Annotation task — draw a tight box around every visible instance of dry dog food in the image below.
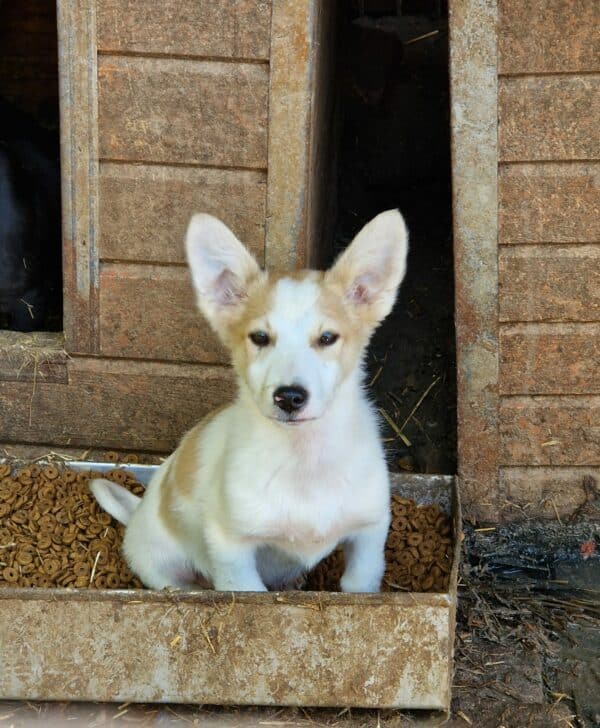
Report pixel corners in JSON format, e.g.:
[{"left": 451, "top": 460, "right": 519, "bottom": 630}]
[
  {"left": 305, "top": 494, "right": 453, "bottom": 592},
  {"left": 0, "top": 463, "right": 453, "bottom": 592},
  {"left": 0, "top": 463, "right": 143, "bottom": 589}
]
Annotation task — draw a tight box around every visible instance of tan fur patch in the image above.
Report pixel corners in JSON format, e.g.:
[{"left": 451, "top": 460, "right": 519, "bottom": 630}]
[
  {"left": 221, "top": 268, "right": 373, "bottom": 388},
  {"left": 317, "top": 282, "right": 372, "bottom": 382},
  {"left": 159, "top": 405, "right": 227, "bottom": 535},
  {"left": 224, "top": 270, "right": 322, "bottom": 372}
]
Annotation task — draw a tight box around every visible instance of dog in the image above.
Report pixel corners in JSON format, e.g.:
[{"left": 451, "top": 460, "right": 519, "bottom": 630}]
[{"left": 90, "top": 209, "right": 409, "bottom": 592}]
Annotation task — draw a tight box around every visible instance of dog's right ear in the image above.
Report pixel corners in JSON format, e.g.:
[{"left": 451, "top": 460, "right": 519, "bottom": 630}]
[{"left": 185, "top": 214, "right": 262, "bottom": 327}]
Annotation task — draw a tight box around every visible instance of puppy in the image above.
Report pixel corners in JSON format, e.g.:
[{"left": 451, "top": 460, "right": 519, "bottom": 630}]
[{"left": 91, "top": 209, "right": 409, "bottom": 592}]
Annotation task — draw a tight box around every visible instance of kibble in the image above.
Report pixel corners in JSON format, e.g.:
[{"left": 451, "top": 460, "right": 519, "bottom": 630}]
[
  {"left": 0, "top": 464, "right": 453, "bottom": 593},
  {"left": 306, "top": 494, "right": 454, "bottom": 592},
  {"left": 0, "top": 463, "right": 144, "bottom": 590}
]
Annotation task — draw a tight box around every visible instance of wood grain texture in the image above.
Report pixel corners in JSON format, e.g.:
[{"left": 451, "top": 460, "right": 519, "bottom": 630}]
[
  {"left": 264, "top": 0, "right": 313, "bottom": 269},
  {"left": 98, "top": 163, "right": 266, "bottom": 263},
  {"left": 499, "top": 245, "right": 600, "bottom": 322},
  {"left": 98, "top": 264, "right": 228, "bottom": 364},
  {"left": 500, "top": 323, "right": 600, "bottom": 394},
  {"left": 499, "top": 0, "right": 600, "bottom": 75},
  {"left": 499, "top": 76, "right": 600, "bottom": 161},
  {"left": 0, "top": 332, "right": 67, "bottom": 385},
  {"left": 500, "top": 395, "right": 600, "bottom": 466},
  {"left": 57, "top": 0, "right": 100, "bottom": 354},
  {"left": 449, "top": 0, "right": 499, "bottom": 520},
  {"left": 0, "top": 584, "right": 455, "bottom": 709},
  {"left": 0, "top": 357, "right": 235, "bottom": 452},
  {"left": 98, "top": 56, "right": 268, "bottom": 168},
  {"left": 499, "top": 162, "right": 600, "bottom": 244},
  {"left": 97, "top": 0, "right": 271, "bottom": 59},
  {"left": 500, "top": 466, "right": 600, "bottom": 518},
  {"left": 263, "top": 0, "right": 336, "bottom": 270}
]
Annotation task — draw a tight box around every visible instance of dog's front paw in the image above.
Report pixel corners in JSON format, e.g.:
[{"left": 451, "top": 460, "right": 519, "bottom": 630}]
[
  {"left": 340, "top": 571, "right": 382, "bottom": 593},
  {"left": 213, "top": 575, "right": 268, "bottom": 592}
]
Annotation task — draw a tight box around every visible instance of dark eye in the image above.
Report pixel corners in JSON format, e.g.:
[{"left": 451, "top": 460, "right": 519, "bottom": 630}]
[
  {"left": 318, "top": 331, "right": 339, "bottom": 347},
  {"left": 249, "top": 330, "right": 270, "bottom": 347}
]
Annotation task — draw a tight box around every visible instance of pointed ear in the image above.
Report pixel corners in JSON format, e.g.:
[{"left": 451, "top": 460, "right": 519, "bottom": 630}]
[
  {"left": 325, "top": 209, "right": 409, "bottom": 325},
  {"left": 185, "top": 214, "right": 262, "bottom": 327}
]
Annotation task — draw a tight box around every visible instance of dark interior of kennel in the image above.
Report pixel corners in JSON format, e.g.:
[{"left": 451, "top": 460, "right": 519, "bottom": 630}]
[
  {"left": 0, "top": 0, "right": 62, "bottom": 332},
  {"left": 332, "top": 0, "right": 456, "bottom": 475}
]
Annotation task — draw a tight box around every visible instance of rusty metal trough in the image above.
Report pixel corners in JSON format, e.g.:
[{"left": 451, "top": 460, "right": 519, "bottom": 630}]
[{"left": 0, "top": 471, "right": 460, "bottom": 710}]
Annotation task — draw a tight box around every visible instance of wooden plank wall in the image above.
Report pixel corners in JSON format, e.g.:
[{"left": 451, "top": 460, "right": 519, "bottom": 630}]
[
  {"left": 497, "top": 0, "right": 600, "bottom": 517},
  {"left": 1, "top": 0, "right": 340, "bottom": 457},
  {"left": 1, "top": 1, "right": 271, "bottom": 454},
  {"left": 95, "top": 0, "right": 271, "bottom": 365}
]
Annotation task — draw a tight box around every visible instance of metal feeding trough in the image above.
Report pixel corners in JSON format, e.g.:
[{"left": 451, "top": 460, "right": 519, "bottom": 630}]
[{"left": 0, "top": 468, "right": 460, "bottom": 711}]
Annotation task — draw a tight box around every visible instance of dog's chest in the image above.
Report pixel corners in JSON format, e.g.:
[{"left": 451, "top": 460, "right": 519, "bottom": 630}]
[{"left": 229, "top": 462, "right": 382, "bottom": 556}]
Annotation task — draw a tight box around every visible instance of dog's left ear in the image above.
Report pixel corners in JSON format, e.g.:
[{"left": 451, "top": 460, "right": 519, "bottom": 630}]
[
  {"left": 185, "top": 213, "right": 262, "bottom": 328},
  {"left": 325, "top": 209, "right": 409, "bottom": 325}
]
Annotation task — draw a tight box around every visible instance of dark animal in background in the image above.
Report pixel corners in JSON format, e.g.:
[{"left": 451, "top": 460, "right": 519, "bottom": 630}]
[{"left": 0, "top": 100, "right": 62, "bottom": 332}]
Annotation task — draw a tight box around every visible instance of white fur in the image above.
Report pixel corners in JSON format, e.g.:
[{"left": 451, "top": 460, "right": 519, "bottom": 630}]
[{"left": 91, "top": 210, "right": 409, "bottom": 592}]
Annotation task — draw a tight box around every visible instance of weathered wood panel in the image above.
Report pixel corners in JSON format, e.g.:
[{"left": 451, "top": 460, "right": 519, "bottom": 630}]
[
  {"left": 499, "top": 76, "right": 600, "bottom": 161},
  {"left": 0, "top": 358, "right": 235, "bottom": 452},
  {"left": 0, "top": 584, "right": 456, "bottom": 709},
  {"left": 500, "top": 323, "right": 600, "bottom": 394},
  {"left": 500, "top": 466, "right": 600, "bottom": 518},
  {"left": 499, "top": 0, "right": 600, "bottom": 75},
  {"left": 449, "top": 0, "right": 499, "bottom": 520},
  {"left": 98, "top": 264, "right": 228, "bottom": 363},
  {"left": 58, "top": 0, "right": 100, "bottom": 354},
  {"left": 500, "top": 396, "right": 600, "bottom": 466},
  {"left": 0, "top": 442, "right": 166, "bottom": 464},
  {"left": 499, "top": 245, "right": 600, "bottom": 322},
  {"left": 265, "top": 1, "right": 315, "bottom": 269},
  {"left": 98, "top": 56, "right": 269, "bottom": 168},
  {"left": 499, "top": 163, "right": 600, "bottom": 244},
  {"left": 98, "top": 163, "right": 266, "bottom": 264},
  {"left": 0, "top": 332, "right": 67, "bottom": 385},
  {"left": 96, "top": 0, "right": 271, "bottom": 60}
]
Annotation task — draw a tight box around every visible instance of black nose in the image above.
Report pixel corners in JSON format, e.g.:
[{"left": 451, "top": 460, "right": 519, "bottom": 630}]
[{"left": 273, "top": 385, "right": 308, "bottom": 413}]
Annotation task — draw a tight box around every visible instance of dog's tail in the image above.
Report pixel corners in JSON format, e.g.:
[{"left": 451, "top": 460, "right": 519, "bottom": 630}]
[{"left": 90, "top": 478, "right": 141, "bottom": 526}]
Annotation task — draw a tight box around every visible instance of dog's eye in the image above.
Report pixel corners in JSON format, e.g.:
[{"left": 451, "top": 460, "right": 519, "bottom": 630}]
[
  {"left": 249, "top": 330, "right": 270, "bottom": 347},
  {"left": 318, "top": 331, "right": 339, "bottom": 347}
]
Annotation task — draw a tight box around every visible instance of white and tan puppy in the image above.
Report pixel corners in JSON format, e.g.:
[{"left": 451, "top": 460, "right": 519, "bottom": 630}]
[{"left": 91, "top": 210, "right": 409, "bottom": 592}]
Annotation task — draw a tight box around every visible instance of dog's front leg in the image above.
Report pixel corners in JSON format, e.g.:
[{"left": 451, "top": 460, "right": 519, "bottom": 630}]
[
  {"left": 211, "top": 549, "right": 267, "bottom": 591},
  {"left": 207, "top": 530, "right": 267, "bottom": 591},
  {"left": 340, "top": 520, "right": 389, "bottom": 593}
]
